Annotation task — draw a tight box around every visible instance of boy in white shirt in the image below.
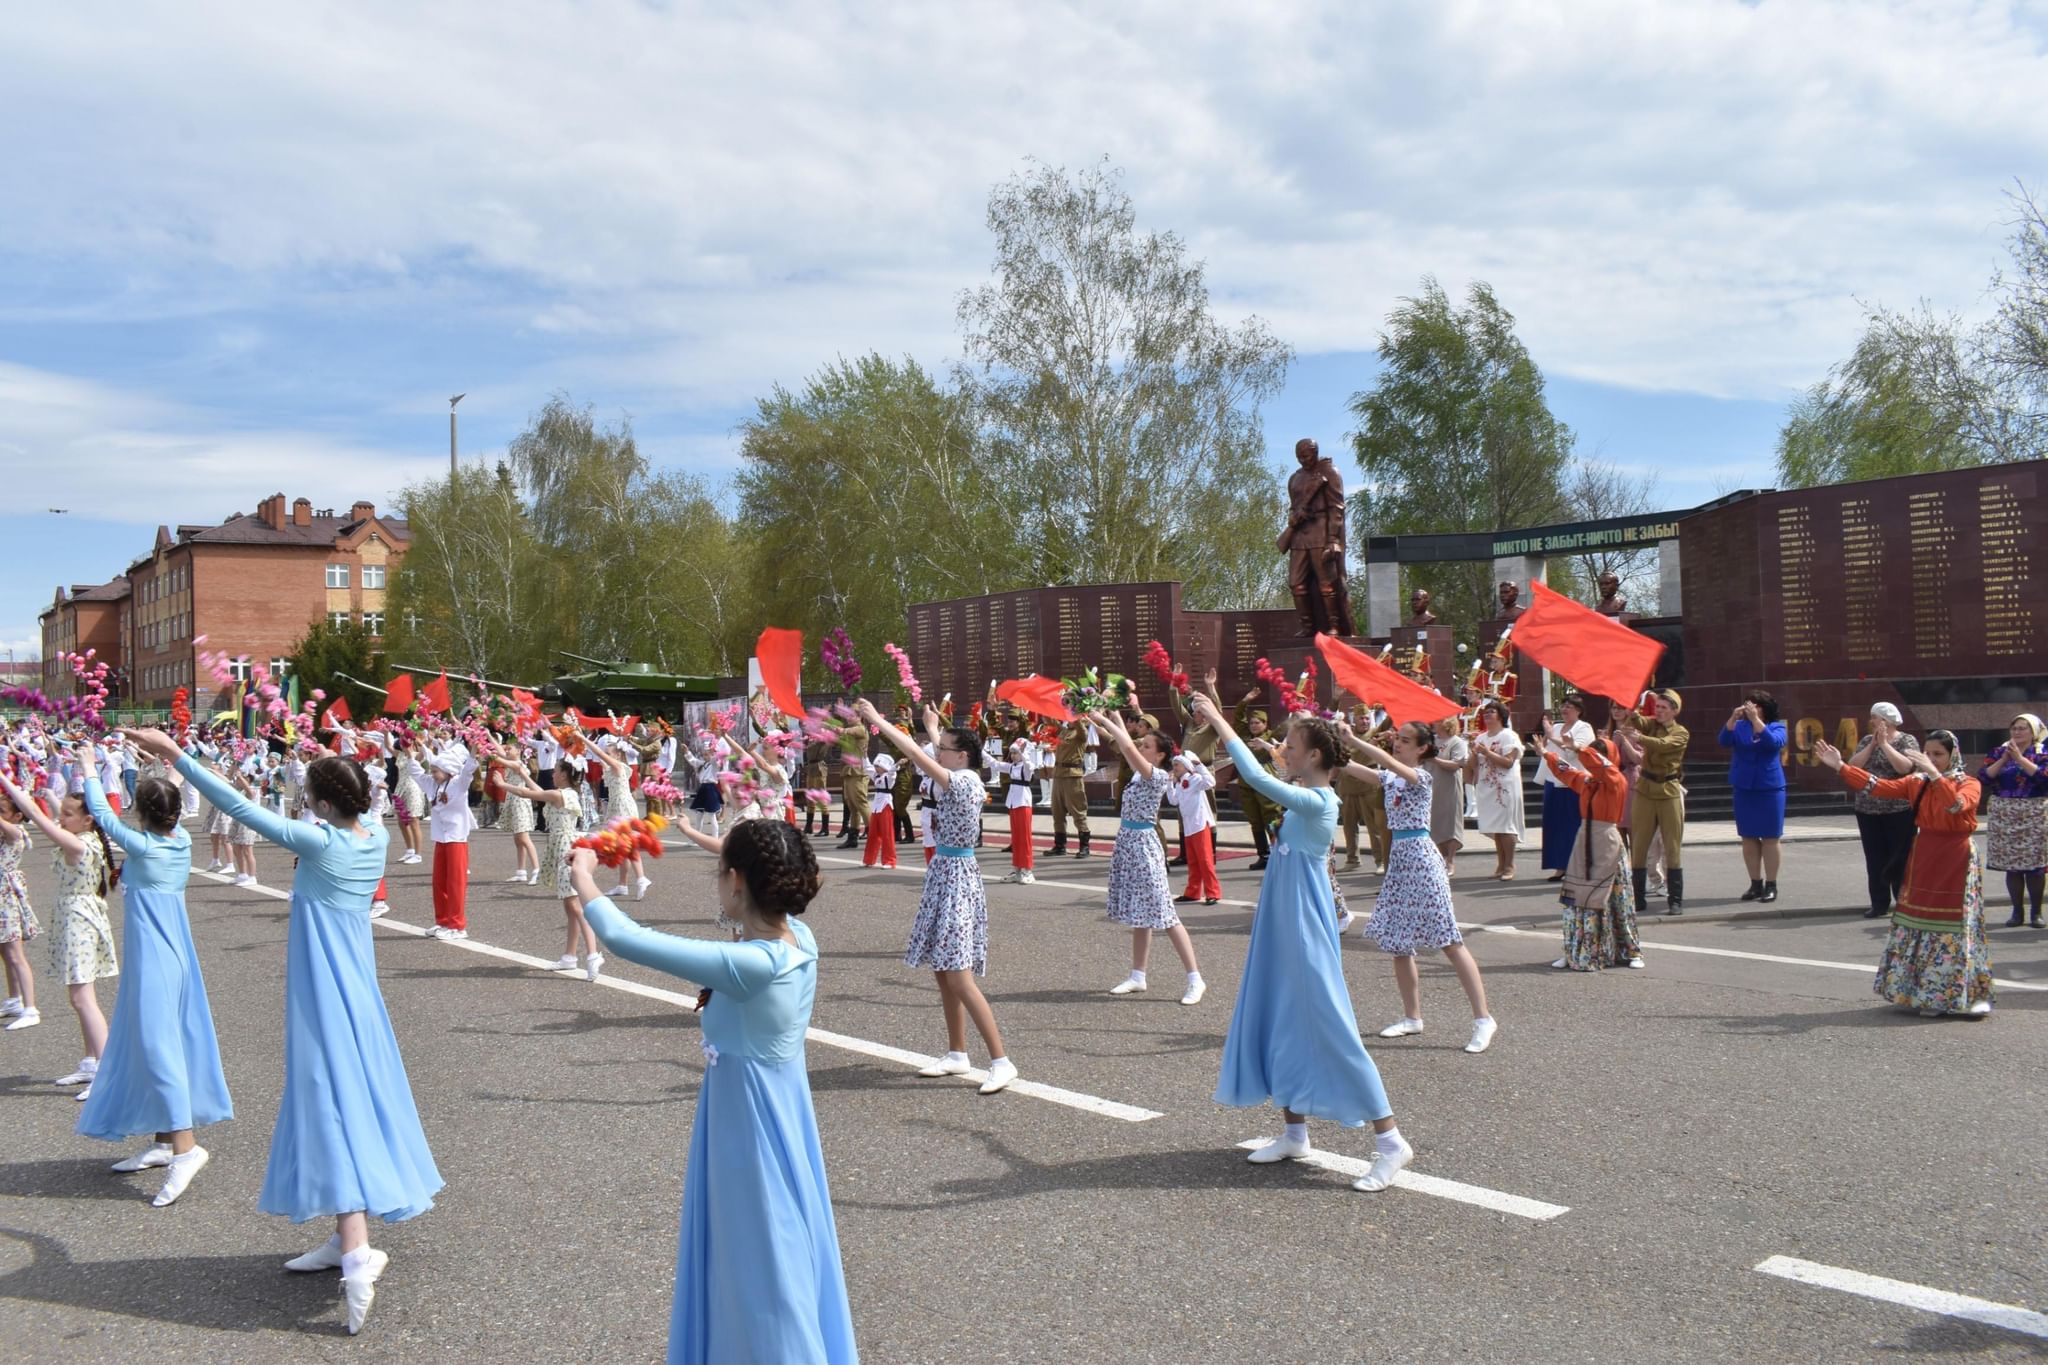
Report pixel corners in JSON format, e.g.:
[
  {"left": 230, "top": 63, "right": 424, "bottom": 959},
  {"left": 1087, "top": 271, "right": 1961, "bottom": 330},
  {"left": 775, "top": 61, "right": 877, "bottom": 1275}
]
[
  {"left": 426, "top": 745, "right": 479, "bottom": 940},
  {"left": 1170, "top": 755, "right": 1221, "bottom": 904},
  {"left": 999, "top": 737, "right": 1038, "bottom": 884},
  {"left": 862, "top": 752, "right": 898, "bottom": 869}
]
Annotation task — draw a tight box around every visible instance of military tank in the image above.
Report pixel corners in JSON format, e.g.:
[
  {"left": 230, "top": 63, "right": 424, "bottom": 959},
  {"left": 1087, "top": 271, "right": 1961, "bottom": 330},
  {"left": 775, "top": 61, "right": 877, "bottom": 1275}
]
[{"left": 393, "top": 652, "right": 723, "bottom": 721}]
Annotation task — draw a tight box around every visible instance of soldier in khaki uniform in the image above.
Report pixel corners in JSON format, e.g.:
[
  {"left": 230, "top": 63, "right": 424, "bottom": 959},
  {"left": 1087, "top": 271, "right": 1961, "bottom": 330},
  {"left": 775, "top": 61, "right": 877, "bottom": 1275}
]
[
  {"left": 1050, "top": 719, "right": 1094, "bottom": 858},
  {"left": 1338, "top": 702, "right": 1393, "bottom": 872},
  {"left": 835, "top": 718, "right": 871, "bottom": 849},
  {"left": 1227, "top": 691, "right": 1281, "bottom": 870}
]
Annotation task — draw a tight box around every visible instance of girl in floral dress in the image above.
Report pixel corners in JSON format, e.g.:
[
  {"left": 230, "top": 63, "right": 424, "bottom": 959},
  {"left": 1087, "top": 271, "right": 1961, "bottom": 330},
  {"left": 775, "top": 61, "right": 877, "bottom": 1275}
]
[
  {"left": 391, "top": 738, "right": 426, "bottom": 865},
  {"left": 1817, "top": 732, "right": 1994, "bottom": 1017},
  {"left": 0, "top": 789, "right": 41, "bottom": 1031},
  {"left": 1335, "top": 720, "right": 1498, "bottom": 1055},
  {"left": 1095, "top": 711, "right": 1205, "bottom": 1005},
  {"left": 0, "top": 772, "right": 119, "bottom": 1096},
  {"left": 594, "top": 743, "right": 650, "bottom": 901},
  {"left": 856, "top": 698, "right": 1018, "bottom": 1096},
  {"left": 501, "top": 758, "right": 605, "bottom": 982},
  {"left": 495, "top": 743, "right": 540, "bottom": 885}
]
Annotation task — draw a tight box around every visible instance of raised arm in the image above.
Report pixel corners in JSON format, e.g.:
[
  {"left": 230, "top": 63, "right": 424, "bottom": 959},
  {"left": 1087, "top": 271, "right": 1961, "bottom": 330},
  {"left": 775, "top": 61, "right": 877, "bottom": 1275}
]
[
  {"left": 570, "top": 851, "right": 780, "bottom": 995},
  {"left": 0, "top": 767, "right": 85, "bottom": 860},
  {"left": 130, "top": 727, "right": 329, "bottom": 856},
  {"left": 80, "top": 753, "right": 149, "bottom": 857},
  {"left": 1097, "top": 711, "right": 1154, "bottom": 782},
  {"left": 856, "top": 700, "right": 950, "bottom": 785}
]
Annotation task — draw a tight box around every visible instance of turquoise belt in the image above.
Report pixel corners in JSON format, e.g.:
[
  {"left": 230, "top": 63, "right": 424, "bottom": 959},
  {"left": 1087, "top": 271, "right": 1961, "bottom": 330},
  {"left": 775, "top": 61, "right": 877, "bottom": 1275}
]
[
  {"left": 935, "top": 844, "right": 975, "bottom": 859},
  {"left": 1391, "top": 828, "right": 1430, "bottom": 842},
  {"left": 1120, "top": 818, "right": 1156, "bottom": 831}
]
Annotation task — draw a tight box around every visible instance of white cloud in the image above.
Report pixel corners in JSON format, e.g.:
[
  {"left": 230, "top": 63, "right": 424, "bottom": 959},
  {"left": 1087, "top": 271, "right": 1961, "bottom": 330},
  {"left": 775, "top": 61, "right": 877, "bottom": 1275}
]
[{"left": 0, "top": 0, "right": 2042, "bottom": 412}]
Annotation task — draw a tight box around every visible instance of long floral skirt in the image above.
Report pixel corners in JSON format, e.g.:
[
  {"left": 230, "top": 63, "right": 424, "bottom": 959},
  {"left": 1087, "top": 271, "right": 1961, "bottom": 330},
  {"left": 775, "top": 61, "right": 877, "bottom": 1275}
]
[{"left": 1874, "top": 845, "right": 1993, "bottom": 1013}]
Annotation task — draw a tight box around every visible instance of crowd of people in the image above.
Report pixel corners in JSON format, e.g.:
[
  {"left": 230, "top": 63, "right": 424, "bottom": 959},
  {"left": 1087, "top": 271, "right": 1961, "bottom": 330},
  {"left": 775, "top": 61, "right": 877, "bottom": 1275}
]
[{"left": 0, "top": 674, "right": 2042, "bottom": 1361}]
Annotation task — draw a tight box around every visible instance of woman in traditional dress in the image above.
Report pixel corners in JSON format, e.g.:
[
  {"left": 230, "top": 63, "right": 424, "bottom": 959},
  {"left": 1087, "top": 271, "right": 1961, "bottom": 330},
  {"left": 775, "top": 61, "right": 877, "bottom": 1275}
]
[
  {"left": 1429, "top": 714, "right": 1468, "bottom": 876},
  {"left": 1337, "top": 720, "right": 1498, "bottom": 1054},
  {"left": 1979, "top": 713, "right": 2048, "bottom": 928},
  {"left": 1470, "top": 701, "right": 1525, "bottom": 880},
  {"left": 1094, "top": 710, "right": 1205, "bottom": 1005},
  {"left": 855, "top": 698, "right": 1018, "bottom": 1096},
  {"left": 1541, "top": 732, "right": 1643, "bottom": 971},
  {"left": 501, "top": 757, "right": 606, "bottom": 981},
  {"left": 1194, "top": 694, "right": 1414, "bottom": 1193},
  {"left": 130, "top": 728, "right": 441, "bottom": 1336},
  {"left": 571, "top": 829, "right": 856, "bottom": 1363},
  {"left": 1815, "top": 731, "right": 1992, "bottom": 1018},
  {"left": 69, "top": 743, "right": 233, "bottom": 1204}
]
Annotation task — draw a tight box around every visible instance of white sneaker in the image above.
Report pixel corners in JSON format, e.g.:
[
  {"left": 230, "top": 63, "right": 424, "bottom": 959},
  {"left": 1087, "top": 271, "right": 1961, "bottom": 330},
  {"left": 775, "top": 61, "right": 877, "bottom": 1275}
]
[
  {"left": 916, "top": 1051, "right": 972, "bottom": 1077},
  {"left": 1377, "top": 1018, "right": 1424, "bottom": 1039},
  {"left": 1626, "top": 957, "right": 1646, "bottom": 969},
  {"left": 76, "top": 1083, "right": 92, "bottom": 1101},
  {"left": 441, "top": 928, "right": 468, "bottom": 941},
  {"left": 505, "top": 871, "right": 529, "bottom": 883},
  {"left": 1109, "top": 977, "right": 1147, "bottom": 995},
  {"left": 551, "top": 955, "right": 580, "bottom": 973},
  {"left": 400, "top": 851, "right": 421, "bottom": 865},
  {"left": 634, "top": 877, "right": 652, "bottom": 900},
  {"left": 423, "top": 925, "right": 446, "bottom": 938},
  {"left": 342, "top": 1248, "right": 389, "bottom": 1335},
  {"left": 4, "top": 1008, "right": 39, "bottom": 1030},
  {"left": 285, "top": 1234, "right": 344, "bottom": 1272},
  {"left": 234, "top": 873, "right": 255, "bottom": 886},
  {"left": 999, "top": 869, "right": 1022, "bottom": 883},
  {"left": 1180, "top": 977, "right": 1207, "bottom": 1006},
  {"left": 57, "top": 1059, "right": 98, "bottom": 1086},
  {"left": 1966, "top": 999, "right": 1993, "bottom": 1017},
  {"left": 1551, "top": 957, "right": 1570, "bottom": 970},
  {"left": 978, "top": 1057, "right": 1018, "bottom": 1094},
  {"left": 1465, "top": 1017, "right": 1498, "bottom": 1054},
  {"left": 608, "top": 884, "right": 629, "bottom": 899},
  {"left": 1352, "top": 1137, "right": 1414, "bottom": 1193},
  {"left": 369, "top": 901, "right": 389, "bottom": 918},
  {"left": 0, "top": 996, "right": 18, "bottom": 1017},
  {"left": 152, "top": 1146, "right": 208, "bottom": 1206},
  {"left": 112, "top": 1142, "right": 173, "bottom": 1173},
  {"left": 1246, "top": 1133, "right": 1312, "bottom": 1163},
  {"left": 585, "top": 952, "right": 604, "bottom": 982},
  {"left": 1017, "top": 870, "right": 1035, "bottom": 885},
  {"left": 1335, "top": 910, "right": 1356, "bottom": 935}
]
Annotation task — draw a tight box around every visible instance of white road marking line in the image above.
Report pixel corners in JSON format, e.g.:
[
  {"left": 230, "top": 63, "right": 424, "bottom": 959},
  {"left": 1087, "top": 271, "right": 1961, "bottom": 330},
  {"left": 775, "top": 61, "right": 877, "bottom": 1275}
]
[
  {"left": 1755, "top": 1255, "right": 2048, "bottom": 1340},
  {"left": 1473, "top": 923, "right": 2048, "bottom": 992},
  {"left": 192, "top": 868, "right": 1160, "bottom": 1122},
  {"left": 1231, "top": 1141, "right": 1569, "bottom": 1221}
]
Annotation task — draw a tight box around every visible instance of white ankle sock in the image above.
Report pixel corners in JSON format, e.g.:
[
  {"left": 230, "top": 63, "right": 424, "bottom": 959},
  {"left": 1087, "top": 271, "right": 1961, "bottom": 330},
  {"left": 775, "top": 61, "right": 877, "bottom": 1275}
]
[
  {"left": 341, "top": 1247, "right": 376, "bottom": 1278},
  {"left": 942, "top": 1050, "right": 969, "bottom": 1063},
  {"left": 1186, "top": 971, "right": 1203, "bottom": 985},
  {"left": 1127, "top": 970, "right": 1147, "bottom": 985},
  {"left": 1283, "top": 1122, "right": 1307, "bottom": 1144},
  {"left": 1375, "top": 1127, "right": 1407, "bottom": 1155}
]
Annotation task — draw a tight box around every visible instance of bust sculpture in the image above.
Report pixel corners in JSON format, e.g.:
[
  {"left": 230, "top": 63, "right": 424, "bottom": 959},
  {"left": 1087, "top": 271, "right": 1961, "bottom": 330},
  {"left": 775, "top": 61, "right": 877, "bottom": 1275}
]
[
  {"left": 1595, "top": 572, "right": 1628, "bottom": 616},
  {"left": 1278, "top": 437, "right": 1356, "bottom": 637},
  {"left": 1406, "top": 588, "right": 1437, "bottom": 628},
  {"left": 1496, "top": 580, "right": 1523, "bottom": 619}
]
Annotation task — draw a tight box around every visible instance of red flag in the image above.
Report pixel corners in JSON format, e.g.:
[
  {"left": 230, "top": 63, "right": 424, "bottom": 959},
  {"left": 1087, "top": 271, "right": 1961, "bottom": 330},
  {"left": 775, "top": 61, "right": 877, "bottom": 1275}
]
[
  {"left": 382, "top": 673, "right": 415, "bottom": 715},
  {"left": 321, "top": 695, "right": 352, "bottom": 730},
  {"left": 1512, "top": 580, "right": 1665, "bottom": 707},
  {"left": 510, "top": 688, "right": 544, "bottom": 730},
  {"left": 419, "top": 672, "right": 451, "bottom": 715},
  {"left": 1316, "top": 634, "right": 1461, "bottom": 728},
  {"left": 996, "top": 676, "right": 1075, "bottom": 722},
  {"left": 755, "top": 627, "right": 804, "bottom": 718}
]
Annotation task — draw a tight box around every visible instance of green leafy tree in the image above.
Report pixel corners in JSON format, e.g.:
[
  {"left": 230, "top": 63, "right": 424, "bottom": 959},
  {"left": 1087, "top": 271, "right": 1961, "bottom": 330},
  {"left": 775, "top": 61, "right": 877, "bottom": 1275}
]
[
  {"left": 387, "top": 460, "right": 552, "bottom": 684},
  {"left": 1348, "top": 277, "right": 1576, "bottom": 640},
  {"left": 957, "top": 158, "right": 1291, "bottom": 610},
  {"left": 285, "top": 618, "right": 387, "bottom": 723}
]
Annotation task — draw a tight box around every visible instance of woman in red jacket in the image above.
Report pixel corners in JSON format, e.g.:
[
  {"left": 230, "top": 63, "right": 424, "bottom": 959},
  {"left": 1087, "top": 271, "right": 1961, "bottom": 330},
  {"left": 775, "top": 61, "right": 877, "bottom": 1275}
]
[
  {"left": 1541, "top": 732, "right": 1643, "bottom": 971},
  {"left": 1815, "top": 730, "right": 1992, "bottom": 1018}
]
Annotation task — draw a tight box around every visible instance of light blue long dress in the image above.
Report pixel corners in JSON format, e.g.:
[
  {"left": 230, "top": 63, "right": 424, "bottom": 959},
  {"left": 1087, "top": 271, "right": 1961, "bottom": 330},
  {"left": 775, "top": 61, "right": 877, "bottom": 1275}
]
[
  {"left": 175, "top": 757, "right": 442, "bottom": 1224},
  {"left": 1214, "top": 738, "right": 1393, "bottom": 1126},
  {"left": 75, "top": 775, "right": 233, "bottom": 1140},
  {"left": 580, "top": 896, "right": 856, "bottom": 1365}
]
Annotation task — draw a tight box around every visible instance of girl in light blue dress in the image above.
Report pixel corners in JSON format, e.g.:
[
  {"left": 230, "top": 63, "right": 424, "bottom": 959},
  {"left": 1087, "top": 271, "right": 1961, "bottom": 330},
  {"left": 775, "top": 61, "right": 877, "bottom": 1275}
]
[
  {"left": 132, "top": 728, "right": 440, "bottom": 1337},
  {"left": 1193, "top": 694, "right": 1413, "bottom": 1195},
  {"left": 572, "top": 823, "right": 856, "bottom": 1364},
  {"left": 74, "top": 743, "right": 232, "bottom": 1207}
]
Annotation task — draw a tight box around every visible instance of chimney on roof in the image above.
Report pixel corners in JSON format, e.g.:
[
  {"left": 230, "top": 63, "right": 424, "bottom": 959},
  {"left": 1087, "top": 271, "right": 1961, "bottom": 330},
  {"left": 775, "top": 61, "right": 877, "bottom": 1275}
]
[
  {"left": 292, "top": 497, "right": 313, "bottom": 527},
  {"left": 351, "top": 500, "right": 376, "bottom": 522},
  {"left": 259, "top": 493, "right": 287, "bottom": 531}
]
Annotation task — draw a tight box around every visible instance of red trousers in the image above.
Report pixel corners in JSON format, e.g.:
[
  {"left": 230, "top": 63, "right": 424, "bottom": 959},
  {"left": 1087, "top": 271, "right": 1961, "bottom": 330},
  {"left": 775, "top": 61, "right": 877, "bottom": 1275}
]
[
  {"left": 864, "top": 809, "right": 897, "bottom": 867},
  {"left": 433, "top": 841, "right": 470, "bottom": 930},
  {"left": 924, "top": 845, "right": 934, "bottom": 864},
  {"left": 374, "top": 877, "right": 388, "bottom": 904},
  {"left": 1180, "top": 827, "right": 1220, "bottom": 902},
  {"left": 1009, "top": 805, "right": 1034, "bottom": 869}
]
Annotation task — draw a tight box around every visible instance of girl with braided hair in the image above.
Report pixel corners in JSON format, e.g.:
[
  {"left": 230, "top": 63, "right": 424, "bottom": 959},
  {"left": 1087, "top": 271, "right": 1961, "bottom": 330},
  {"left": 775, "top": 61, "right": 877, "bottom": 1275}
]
[{"left": 571, "top": 823, "right": 855, "bottom": 1364}]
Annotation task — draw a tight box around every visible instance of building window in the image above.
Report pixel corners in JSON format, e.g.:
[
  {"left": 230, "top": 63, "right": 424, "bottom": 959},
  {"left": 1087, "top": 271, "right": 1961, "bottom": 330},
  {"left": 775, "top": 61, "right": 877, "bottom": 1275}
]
[
  {"left": 363, "top": 611, "right": 385, "bottom": 636},
  {"left": 229, "top": 658, "right": 251, "bottom": 684},
  {"left": 362, "top": 565, "right": 386, "bottom": 590},
  {"left": 404, "top": 610, "right": 420, "bottom": 633},
  {"left": 271, "top": 658, "right": 291, "bottom": 677},
  {"left": 326, "top": 564, "right": 350, "bottom": 589},
  {"left": 331, "top": 611, "right": 353, "bottom": 629}
]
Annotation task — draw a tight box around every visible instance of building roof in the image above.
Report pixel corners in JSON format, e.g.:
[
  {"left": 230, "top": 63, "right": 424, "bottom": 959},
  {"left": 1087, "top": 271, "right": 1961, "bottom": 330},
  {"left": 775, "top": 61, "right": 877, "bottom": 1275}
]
[
  {"left": 72, "top": 576, "right": 132, "bottom": 602},
  {"left": 172, "top": 512, "right": 411, "bottom": 548}
]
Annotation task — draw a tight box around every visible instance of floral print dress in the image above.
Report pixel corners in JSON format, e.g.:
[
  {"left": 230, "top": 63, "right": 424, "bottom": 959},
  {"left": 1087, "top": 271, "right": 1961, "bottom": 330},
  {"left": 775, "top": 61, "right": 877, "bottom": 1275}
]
[
  {"left": 0, "top": 828, "right": 38, "bottom": 943},
  {"left": 904, "top": 769, "right": 990, "bottom": 975},
  {"left": 1364, "top": 769, "right": 1464, "bottom": 955},
  {"left": 544, "top": 788, "right": 582, "bottom": 900},
  {"left": 1106, "top": 768, "right": 1177, "bottom": 930},
  {"left": 52, "top": 837, "right": 118, "bottom": 986}
]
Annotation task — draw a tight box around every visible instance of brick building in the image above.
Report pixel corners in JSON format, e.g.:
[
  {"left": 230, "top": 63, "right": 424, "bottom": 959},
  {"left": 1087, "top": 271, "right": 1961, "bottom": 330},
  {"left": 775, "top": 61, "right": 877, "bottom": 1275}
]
[
  {"left": 38, "top": 578, "right": 130, "bottom": 698},
  {"left": 38, "top": 493, "right": 409, "bottom": 711}
]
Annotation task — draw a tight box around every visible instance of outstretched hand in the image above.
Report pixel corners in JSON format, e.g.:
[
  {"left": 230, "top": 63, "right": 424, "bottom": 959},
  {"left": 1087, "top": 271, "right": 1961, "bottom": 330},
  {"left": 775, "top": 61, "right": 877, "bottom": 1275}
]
[
  {"left": 1812, "top": 739, "right": 1843, "bottom": 770},
  {"left": 122, "top": 727, "right": 184, "bottom": 764}
]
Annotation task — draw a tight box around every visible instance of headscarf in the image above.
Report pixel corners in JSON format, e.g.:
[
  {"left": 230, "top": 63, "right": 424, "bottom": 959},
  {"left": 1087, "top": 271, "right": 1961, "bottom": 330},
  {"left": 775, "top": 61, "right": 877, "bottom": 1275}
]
[
  {"left": 1924, "top": 730, "right": 1965, "bottom": 776},
  {"left": 1868, "top": 702, "right": 1902, "bottom": 725},
  {"left": 2011, "top": 713, "right": 2045, "bottom": 748}
]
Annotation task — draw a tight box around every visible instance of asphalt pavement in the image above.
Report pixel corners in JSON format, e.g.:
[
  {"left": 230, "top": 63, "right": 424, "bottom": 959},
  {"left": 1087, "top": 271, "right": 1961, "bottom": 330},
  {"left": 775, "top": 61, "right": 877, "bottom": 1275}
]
[{"left": 1, "top": 812, "right": 2044, "bottom": 1362}]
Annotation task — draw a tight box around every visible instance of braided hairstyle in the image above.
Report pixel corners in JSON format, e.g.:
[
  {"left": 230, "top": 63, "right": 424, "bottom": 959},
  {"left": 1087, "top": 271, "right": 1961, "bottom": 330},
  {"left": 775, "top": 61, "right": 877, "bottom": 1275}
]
[
  {"left": 1286, "top": 715, "right": 1344, "bottom": 774},
  {"left": 305, "top": 755, "right": 373, "bottom": 819},
  {"left": 722, "top": 817, "right": 822, "bottom": 918},
  {"left": 134, "top": 776, "right": 182, "bottom": 835},
  {"left": 61, "top": 794, "right": 118, "bottom": 894}
]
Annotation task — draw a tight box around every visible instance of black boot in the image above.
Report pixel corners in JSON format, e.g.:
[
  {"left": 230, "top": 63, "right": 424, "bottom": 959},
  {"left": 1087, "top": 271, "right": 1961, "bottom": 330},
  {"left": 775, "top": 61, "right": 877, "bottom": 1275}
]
[
  {"left": 1074, "top": 834, "right": 1092, "bottom": 860},
  {"left": 1666, "top": 867, "right": 1685, "bottom": 915},
  {"left": 1049, "top": 834, "right": 1068, "bottom": 857},
  {"left": 1249, "top": 818, "right": 1270, "bottom": 871},
  {"left": 1740, "top": 878, "right": 1763, "bottom": 902},
  {"left": 1759, "top": 881, "right": 1778, "bottom": 903},
  {"left": 1633, "top": 867, "right": 1650, "bottom": 917},
  {"left": 2005, "top": 910, "right": 2026, "bottom": 928}
]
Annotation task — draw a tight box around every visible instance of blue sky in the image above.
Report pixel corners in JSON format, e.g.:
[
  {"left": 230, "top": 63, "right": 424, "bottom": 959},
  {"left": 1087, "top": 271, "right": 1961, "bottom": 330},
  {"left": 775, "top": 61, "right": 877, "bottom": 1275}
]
[{"left": 2, "top": 0, "right": 2042, "bottom": 656}]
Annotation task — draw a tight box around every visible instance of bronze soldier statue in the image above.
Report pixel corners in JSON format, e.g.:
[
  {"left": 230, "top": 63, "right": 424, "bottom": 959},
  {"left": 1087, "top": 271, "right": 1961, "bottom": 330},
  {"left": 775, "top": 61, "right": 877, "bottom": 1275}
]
[{"left": 1278, "top": 437, "right": 1356, "bottom": 637}]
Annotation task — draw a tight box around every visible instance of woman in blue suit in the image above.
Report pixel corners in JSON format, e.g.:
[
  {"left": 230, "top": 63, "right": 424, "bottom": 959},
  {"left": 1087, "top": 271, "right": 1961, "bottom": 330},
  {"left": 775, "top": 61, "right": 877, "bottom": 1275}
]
[{"left": 1721, "top": 691, "right": 1788, "bottom": 902}]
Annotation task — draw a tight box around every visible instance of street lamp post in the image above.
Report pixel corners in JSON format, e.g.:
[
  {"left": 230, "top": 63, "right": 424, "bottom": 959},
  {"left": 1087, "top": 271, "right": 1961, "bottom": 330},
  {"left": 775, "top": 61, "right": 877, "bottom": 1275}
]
[{"left": 449, "top": 393, "right": 465, "bottom": 479}]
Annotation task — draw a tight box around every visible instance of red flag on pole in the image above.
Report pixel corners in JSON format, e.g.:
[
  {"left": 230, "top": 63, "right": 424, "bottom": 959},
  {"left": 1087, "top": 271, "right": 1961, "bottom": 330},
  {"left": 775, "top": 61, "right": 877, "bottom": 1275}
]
[
  {"left": 1315, "top": 634, "right": 1462, "bottom": 728},
  {"left": 755, "top": 627, "right": 805, "bottom": 718},
  {"left": 382, "top": 673, "right": 415, "bottom": 715},
  {"left": 1511, "top": 580, "right": 1665, "bottom": 707},
  {"left": 321, "top": 695, "right": 352, "bottom": 730},
  {"left": 995, "top": 676, "right": 1075, "bottom": 722},
  {"left": 419, "top": 672, "right": 451, "bottom": 716}
]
